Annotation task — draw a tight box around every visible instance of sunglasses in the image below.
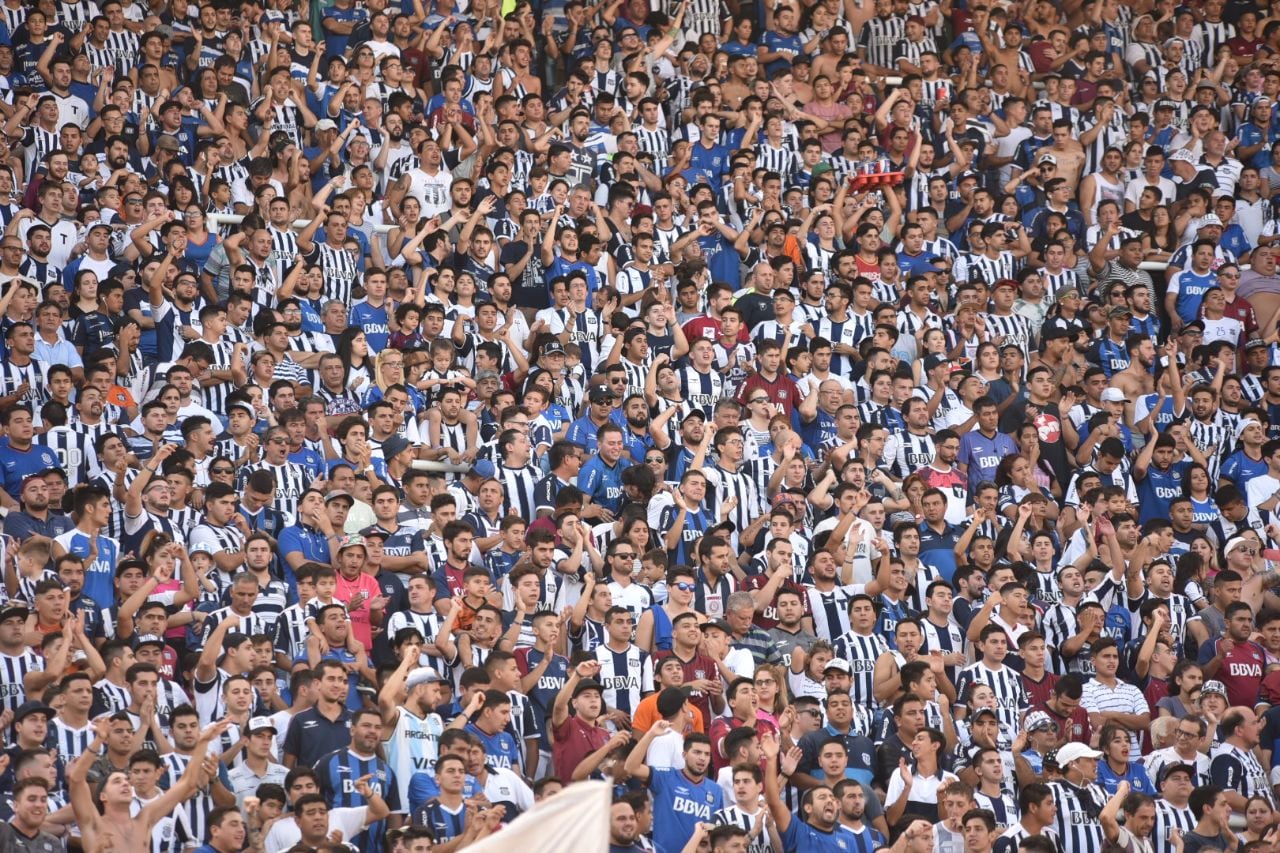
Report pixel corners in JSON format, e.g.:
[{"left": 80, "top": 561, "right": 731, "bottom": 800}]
[
  {"left": 673, "top": 582, "right": 696, "bottom": 592},
  {"left": 211, "top": 467, "right": 235, "bottom": 475}
]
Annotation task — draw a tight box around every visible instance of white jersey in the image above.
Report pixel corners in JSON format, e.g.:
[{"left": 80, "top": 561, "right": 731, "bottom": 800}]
[
  {"left": 404, "top": 167, "right": 453, "bottom": 217},
  {"left": 385, "top": 706, "right": 444, "bottom": 810}
]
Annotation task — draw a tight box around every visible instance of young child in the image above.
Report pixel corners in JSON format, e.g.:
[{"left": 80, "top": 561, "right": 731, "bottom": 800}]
[{"left": 6, "top": 536, "right": 55, "bottom": 604}]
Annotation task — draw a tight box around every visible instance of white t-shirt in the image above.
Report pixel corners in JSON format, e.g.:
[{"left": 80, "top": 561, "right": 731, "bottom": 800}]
[{"left": 263, "top": 806, "right": 369, "bottom": 853}]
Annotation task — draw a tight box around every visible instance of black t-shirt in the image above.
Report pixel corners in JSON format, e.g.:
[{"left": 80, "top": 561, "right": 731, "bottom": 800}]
[
  {"left": 500, "top": 240, "right": 548, "bottom": 309},
  {"left": 1000, "top": 396, "right": 1070, "bottom": 484}
]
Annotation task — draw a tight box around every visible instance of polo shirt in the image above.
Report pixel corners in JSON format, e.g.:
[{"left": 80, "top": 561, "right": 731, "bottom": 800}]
[
  {"left": 282, "top": 705, "right": 352, "bottom": 768},
  {"left": 552, "top": 714, "right": 611, "bottom": 782}
]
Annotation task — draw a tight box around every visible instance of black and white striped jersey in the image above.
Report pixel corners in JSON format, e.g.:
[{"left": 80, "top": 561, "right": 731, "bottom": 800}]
[
  {"left": 36, "top": 425, "right": 92, "bottom": 487},
  {"left": 679, "top": 366, "right": 724, "bottom": 419},
  {"left": 634, "top": 124, "right": 671, "bottom": 174},
  {"left": 83, "top": 29, "right": 138, "bottom": 77},
  {"left": 592, "top": 642, "right": 653, "bottom": 717},
  {"left": 0, "top": 4, "right": 27, "bottom": 33},
  {"left": 0, "top": 649, "right": 40, "bottom": 710},
  {"left": 237, "top": 460, "right": 313, "bottom": 526},
  {"left": 859, "top": 14, "right": 906, "bottom": 68},
  {"left": 675, "top": 0, "right": 729, "bottom": 38},
  {"left": 303, "top": 241, "right": 360, "bottom": 305},
  {"left": 1048, "top": 780, "right": 1107, "bottom": 853},
  {"left": 755, "top": 142, "right": 798, "bottom": 180},
  {"left": 1153, "top": 800, "right": 1195, "bottom": 853},
  {"left": 1198, "top": 19, "right": 1235, "bottom": 65},
  {"left": 984, "top": 311, "right": 1034, "bottom": 355},
  {"left": 497, "top": 463, "right": 539, "bottom": 520},
  {"left": 704, "top": 463, "right": 762, "bottom": 533},
  {"left": 272, "top": 603, "right": 311, "bottom": 664},
  {"left": 49, "top": 717, "right": 92, "bottom": 759},
  {"left": 831, "top": 629, "right": 888, "bottom": 708},
  {"left": 92, "top": 677, "right": 132, "bottom": 716},
  {"left": 895, "top": 36, "right": 938, "bottom": 71},
  {"left": 893, "top": 431, "right": 936, "bottom": 479},
  {"left": 57, "top": 0, "right": 100, "bottom": 29},
  {"left": 955, "top": 661, "right": 1029, "bottom": 733},
  {"left": 807, "top": 585, "right": 859, "bottom": 641},
  {"left": 267, "top": 224, "right": 300, "bottom": 285},
  {"left": 974, "top": 789, "right": 1020, "bottom": 832},
  {"left": 711, "top": 805, "right": 771, "bottom": 853},
  {"left": 187, "top": 519, "right": 246, "bottom": 569},
  {"left": 161, "top": 750, "right": 218, "bottom": 847}
]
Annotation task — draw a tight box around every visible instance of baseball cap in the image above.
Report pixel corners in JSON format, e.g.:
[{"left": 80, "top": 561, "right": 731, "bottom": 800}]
[
  {"left": 1202, "top": 679, "right": 1228, "bottom": 697},
  {"left": 1246, "top": 338, "right": 1269, "bottom": 351},
  {"left": 380, "top": 435, "right": 412, "bottom": 461},
  {"left": 588, "top": 385, "right": 613, "bottom": 404},
  {"left": 1055, "top": 284, "right": 1081, "bottom": 301},
  {"left": 1168, "top": 148, "right": 1198, "bottom": 164},
  {"left": 823, "top": 658, "right": 852, "bottom": 674},
  {"left": 1199, "top": 213, "right": 1224, "bottom": 227},
  {"left": 12, "top": 700, "right": 52, "bottom": 724},
  {"left": 0, "top": 601, "right": 28, "bottom": 622},
  {"left": 1101, "top": 388, "right": 1126, "bottom": 403},
  {"left": 923, "top": 354, "right": 949, "bottom": 372},
  {"left": 227, "top": 400, "right": 255, "bottom": 419},
  {"left": 1056, "top": 742, "right": 1103, "bottom": 764},
  {"left": 970, "top": 707, "right": 999, "bottom": 722},
  {"left": 337, "top": 535, "right": 367, "bottom": 552},
  {"left": 467, "top": 459, "right": 497, "bottom": 479},
  {"left": 541, "top": 341, "right": 565, "bottom": 357},
  {"left": 324, "top": 489, "right": 354, "bottom": 506},
  {"left": 701, "top": 619, "right": 734, "bottom": 636},
  {"left": 1180, "top": 320, "right": 1206, "bottom": 335},
  {"left": 132, "top": 634, "right": 166, "bottom": 650},
  {"left": 1155, "top": 99, "right": 1177, "bottom": 110},
  {"left": 407, "top": 667, "right": 444, "bottom": 689},
  {"left": 246, "top": 716, "right": 277, "bottom": 735},
  {"left": 1024, "top": 710, "right": 1057, "bottom": 732},
  {"left": 1038, "top": 153, "right": 1058, "bottom": 165},
  {"left": 1108, "top": 305, "right": 1133, "bottom": 319},
  {"left": 1158, "top": 763, "right": 1196, "bottom": 784},
  {"left": 315, "top": 119, "right": 338, "bottom": 132},
  {"left": 574, "top": 679, "right": 604, "bottom": 698},
  {"left": 993, "top": 279, "right": 1018, "bottom": 292}
]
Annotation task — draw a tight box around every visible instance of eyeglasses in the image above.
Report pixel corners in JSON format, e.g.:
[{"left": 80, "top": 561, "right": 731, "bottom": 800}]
[
  {"left": 797, "top": 709, "right": 822, "bottom": 717},
  {"left": 269, "top": 437, "right": 288, "bottom": 445},
  {"left": 755, "top": 678, "right": 775, "bottom": 685},
  {"left": 673, "top": 582, "right": 696, "bottom": 592},
  {"left": 1218, "top": 272, "right": 1240, "bottom": 279},
  {"left": 748, "top": 397, "right": 769, "bottom": 404}
]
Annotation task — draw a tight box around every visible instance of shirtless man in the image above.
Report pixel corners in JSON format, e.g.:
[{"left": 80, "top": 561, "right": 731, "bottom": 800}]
[
  {"left": 68, "top": 716, "right": 229, "bottom": 853},
  {"left": 1110, "top": 335, "right": 1159, "bottom": 400}
]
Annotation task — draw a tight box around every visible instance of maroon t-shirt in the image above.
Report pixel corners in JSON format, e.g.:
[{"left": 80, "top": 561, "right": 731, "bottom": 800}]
[
  {"left": 1210, "top": 638, "right": 1266, "bottom": 708},
  {"left": 552, "top": 714, "right": 612, "bottom": 782},
  {"left": 655, "top": 651, "right": 721, "bottom": 725}
]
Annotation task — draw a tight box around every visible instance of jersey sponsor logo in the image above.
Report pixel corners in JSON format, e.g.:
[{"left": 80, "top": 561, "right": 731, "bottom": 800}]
[
  {"left": 602, "top": 675, "right": 640, "bottom": 691},
  {"left": 671, "top": 796, "right": 713, "bottom": 818},
  {"left": 1228, "top": 662, "right": 1263, "bottom": 678}
]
